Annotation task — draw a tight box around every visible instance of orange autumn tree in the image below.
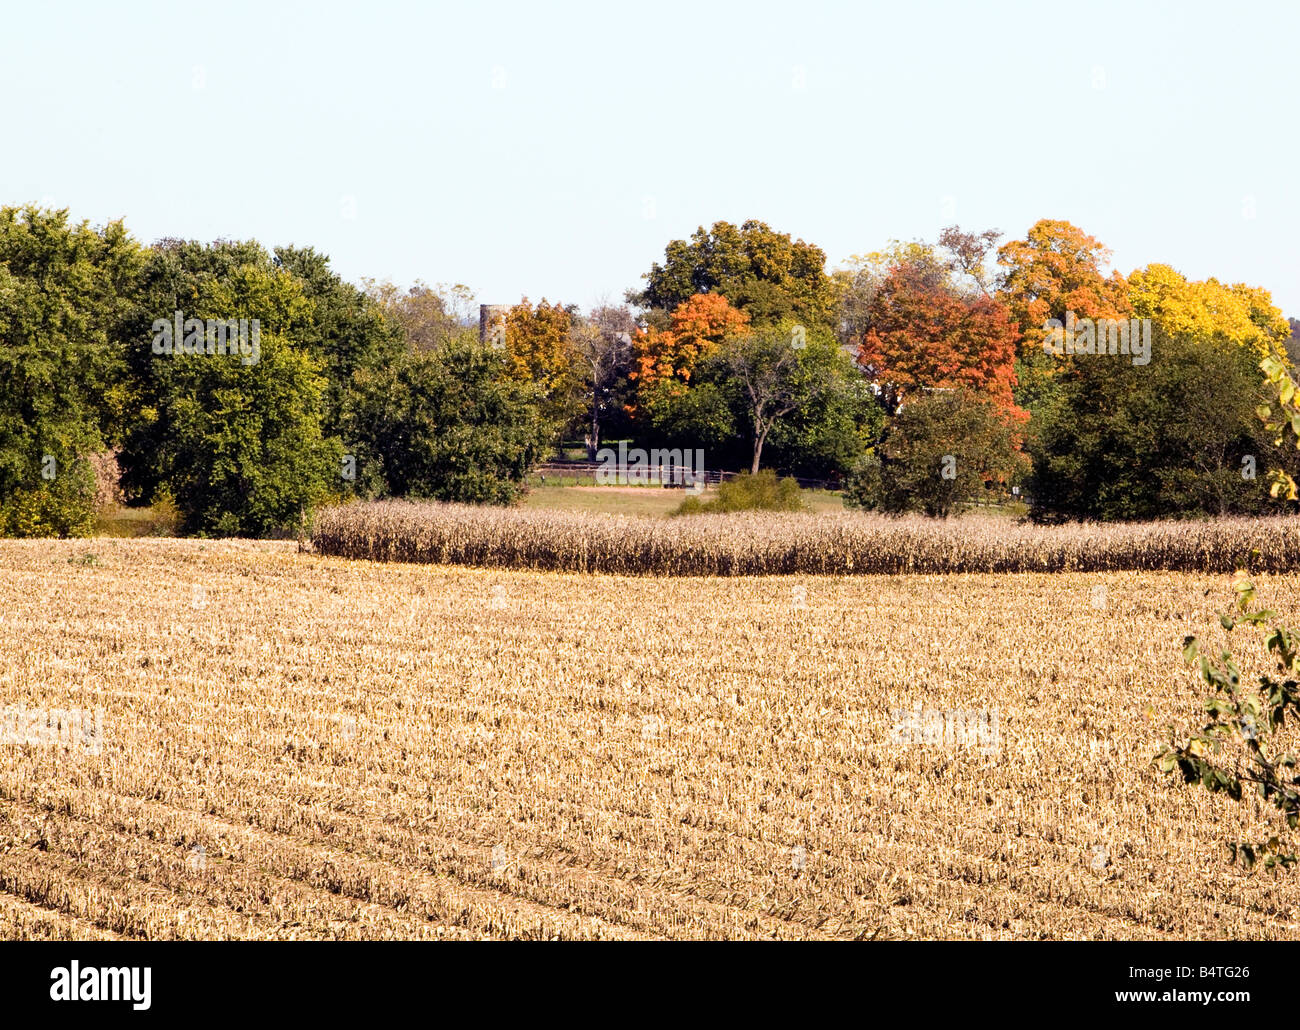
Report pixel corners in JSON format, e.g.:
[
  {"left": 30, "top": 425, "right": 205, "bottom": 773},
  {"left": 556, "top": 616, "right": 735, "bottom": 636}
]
[
  {"left": 994, "top": 219, "right": 1131, "bottom": 409},
  {"left": 858, "top": 259, "right": 1023, "bottom": 419},
  {"left": 629, "top": 292, "right": 749, "bottom": 413},
  {"left": 996, "top": 219, "right": 1131, "bottom": 356}
]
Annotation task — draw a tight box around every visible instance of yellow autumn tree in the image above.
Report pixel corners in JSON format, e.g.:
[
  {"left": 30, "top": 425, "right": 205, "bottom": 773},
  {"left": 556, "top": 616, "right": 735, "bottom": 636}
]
[
  {"left": 505, "top": 298, "right": 582, "bottom": 431},
  {"left": 1127, "top": 264, "right": 1291, "bottom": 358}
]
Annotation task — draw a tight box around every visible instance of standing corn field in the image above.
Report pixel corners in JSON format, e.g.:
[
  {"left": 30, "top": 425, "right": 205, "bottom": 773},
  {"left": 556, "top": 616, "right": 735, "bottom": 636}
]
[{"left": 310, "top": 501, "right": 1300, "bottom": 576}]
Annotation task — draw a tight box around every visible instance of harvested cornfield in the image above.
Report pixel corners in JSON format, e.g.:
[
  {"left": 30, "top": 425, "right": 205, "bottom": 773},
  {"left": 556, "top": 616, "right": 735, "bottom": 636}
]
[
  {"left": 1, "top": 537, "right": 1298, "bottom": 939},
  {"left": 312, "top": 501, "right": 1300, "bottom": 575}
]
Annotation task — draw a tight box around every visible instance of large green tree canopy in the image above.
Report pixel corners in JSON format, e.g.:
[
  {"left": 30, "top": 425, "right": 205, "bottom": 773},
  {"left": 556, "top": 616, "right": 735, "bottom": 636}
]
[
  {"left": 121, "top": 243, "right": 340, "bottom": 535},
  {"left": 628, "top": 219, "right": 837, "bottom": 332},
  {"left": 1028, "top": 326, "right": 1299, "bottom": 520},
  {"left": 0, "top": 205, "right": 142, "bottom": 535},
  {"left": 343, "top": 336, "right": 550, "bottom": 505}
]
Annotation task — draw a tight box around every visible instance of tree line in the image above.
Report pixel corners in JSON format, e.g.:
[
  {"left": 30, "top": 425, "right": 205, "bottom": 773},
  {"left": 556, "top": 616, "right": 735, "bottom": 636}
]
[{"left": 0, "top": 204, "right": 1296, "bottom": 536}]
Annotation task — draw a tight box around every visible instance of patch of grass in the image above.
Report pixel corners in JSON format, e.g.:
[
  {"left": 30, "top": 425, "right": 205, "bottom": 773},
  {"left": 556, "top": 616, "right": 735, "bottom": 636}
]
[
  {"left": 799, "top": 489, "right": 846, "bottom": 513},
  {"left": 92, "top": 501, "right": 181, "bottom": 538},
  {"left": 522, "top": 479, "right": 847, "bottom": 518},
  {"left": 522, "top": 485, "right": 692, "bottom": 517}
]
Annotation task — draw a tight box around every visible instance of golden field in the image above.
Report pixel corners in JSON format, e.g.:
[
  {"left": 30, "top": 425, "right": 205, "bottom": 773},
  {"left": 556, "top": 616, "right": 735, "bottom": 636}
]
[{"left": 0, "top": 536, "right": 1297, "bottom": 940}]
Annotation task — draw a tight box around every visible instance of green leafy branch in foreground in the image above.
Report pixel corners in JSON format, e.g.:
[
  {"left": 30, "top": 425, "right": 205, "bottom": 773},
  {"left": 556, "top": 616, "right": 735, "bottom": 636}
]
[
  {"left": 1155, "top": 574, "right": 1300, "bottom": 870},
  {"left": 1257, "top": 352, "right": 1300, "bottom": 502},
  {"left": 1154, "top": 351, "right": 1300, "bottom": 871}
]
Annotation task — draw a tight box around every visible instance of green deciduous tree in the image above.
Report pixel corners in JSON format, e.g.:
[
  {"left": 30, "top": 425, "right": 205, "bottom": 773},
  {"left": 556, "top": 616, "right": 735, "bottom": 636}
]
[
  {"left": 120, "top": 238, "right": 404, "bottom": 531},
  {"left": 630, "top": 220, "right": 836, "bottom": 330},
  {"left": 344, "top": 336, "right": 550, "bottom": 505},
  {"left": 846, "top": 389, "right": 1026, "bottom": 517},
  {"left": 641, "top": 319, "right": 881, "bottom": 480},
  {"left": 712, "top": 323, "right": 873, "bottom": 476},
  {"left": 273, "top": 246, "right": 405, "bottom": 440},
  {"left": 127, "top": 260, "right": 338, "bottom": 535},
  {"left": 718, "top": 327, "right": 808, "bottom": 475},
  {"left": 0, "top": 205, "right": 142, "bottom": 536},
  {"left": 764, "top": 337, "right": 885, "bottom": 481},
  {"left": 1028, "top": 327, "right": 1299, "bottom": 521}
]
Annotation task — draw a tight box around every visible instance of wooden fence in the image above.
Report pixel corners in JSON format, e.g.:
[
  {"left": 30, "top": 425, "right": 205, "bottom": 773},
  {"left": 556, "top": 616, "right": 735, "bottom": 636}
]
[{"left": 532, "top": 462, "right": 838, "bottom": 491}]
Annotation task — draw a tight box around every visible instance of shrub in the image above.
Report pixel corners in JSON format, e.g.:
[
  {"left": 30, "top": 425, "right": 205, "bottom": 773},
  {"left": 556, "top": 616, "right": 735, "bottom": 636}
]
[
  {"left": 842, "top": 453, "right": 883, "bottom": 510},
  {"left": 674, "top": 469, "right": 803, "bottom": 515},
  {"left": 1157, "top": 577, "right": 1300, "bottom": 869},
  {"left": 145, "top": 490, "right": 182, "bottom": 536},
  {"left": 0, "top": 472, "right": 96, "bottom": 538}
]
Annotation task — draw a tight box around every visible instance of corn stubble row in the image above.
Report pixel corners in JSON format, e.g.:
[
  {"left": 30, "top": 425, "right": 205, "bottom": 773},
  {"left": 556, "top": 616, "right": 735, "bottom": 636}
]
[
  {"left": 312, "top": 501, "right": 1300, "bottom": 575},
  {"left": 1, "top": 537, "right": 1297, "bottom": 940}
]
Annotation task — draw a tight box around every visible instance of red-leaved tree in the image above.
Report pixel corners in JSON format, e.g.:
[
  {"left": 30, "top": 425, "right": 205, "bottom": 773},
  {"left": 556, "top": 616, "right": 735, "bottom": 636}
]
[{"left": 858, "top": 261, "right": 1023, "bottom": 419}]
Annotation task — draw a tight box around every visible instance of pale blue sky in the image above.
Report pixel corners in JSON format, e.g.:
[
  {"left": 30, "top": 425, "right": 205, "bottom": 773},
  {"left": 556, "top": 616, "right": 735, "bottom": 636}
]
[{"left": 5, "top": 0, "right": 1298, "bottom": 315}]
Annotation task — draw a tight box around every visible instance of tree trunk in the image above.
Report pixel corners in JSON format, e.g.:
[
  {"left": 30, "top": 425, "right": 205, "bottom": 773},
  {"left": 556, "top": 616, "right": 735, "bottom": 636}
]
[
  {"left": 751, "top": 426, "right": 768, "bottom": 475},
  {"left": 587, "top": 405, "right": 599, "bottom": 461}
]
